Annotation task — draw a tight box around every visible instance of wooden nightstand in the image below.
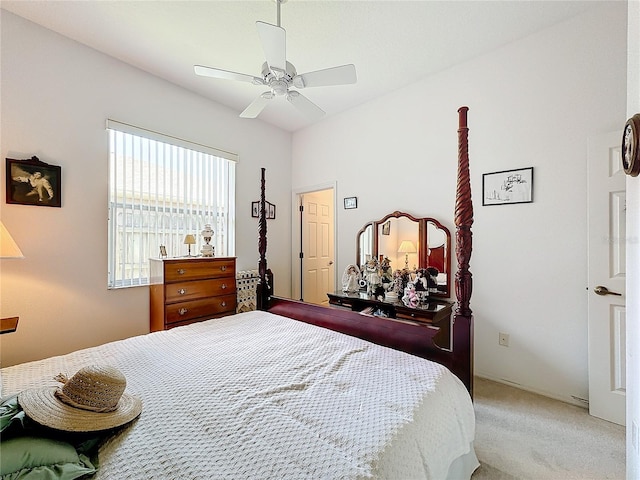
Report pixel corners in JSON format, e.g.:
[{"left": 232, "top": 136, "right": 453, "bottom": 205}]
[{"left": 149, "top": 257, "right": 237, "bottom": 331}]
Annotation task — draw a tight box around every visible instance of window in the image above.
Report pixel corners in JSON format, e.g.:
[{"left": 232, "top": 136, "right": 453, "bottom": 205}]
[{"left": 107, "top": 120, "right": 236, "bottom": 288}]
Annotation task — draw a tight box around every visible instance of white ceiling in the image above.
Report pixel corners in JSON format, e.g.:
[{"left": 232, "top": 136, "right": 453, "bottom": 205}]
[{"left": 1, "top": 0, "right": 606, "bottom": 132}]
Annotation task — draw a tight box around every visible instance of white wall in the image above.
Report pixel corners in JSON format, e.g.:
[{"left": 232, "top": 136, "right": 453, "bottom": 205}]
[
  {"left": 291, "top": 4, "right": 627, "bottom": 403},
  {"left": 626, "top": 0, "right": 640, "bottom": 476},
  {"left": 0, "top": 12, "right": 292, "bottom": 367}
]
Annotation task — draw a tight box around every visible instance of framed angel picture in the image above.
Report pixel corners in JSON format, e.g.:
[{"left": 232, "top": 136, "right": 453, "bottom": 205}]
[{"left": 6, "top": 156, "right": 61, "bottom": 208}]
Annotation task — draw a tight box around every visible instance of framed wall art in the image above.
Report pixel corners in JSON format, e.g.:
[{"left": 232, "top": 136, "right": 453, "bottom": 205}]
[
  {"left": 252, "top": 201, "right": 276, "bottom": 219},
  {"left": 381, "top": 221, "right": 390, "bottom": 235},
  {"left": 482, "top": 167, "right": 533, "bottom": 206},
  {"left": 6, "top": 156, "right": 61, "bottom": 208},
  {"left": 266, "top": 202, "right": 276, "bottom": 220},
  {"left": 343, "top": 196, "right": 358, "bottom": 209}
]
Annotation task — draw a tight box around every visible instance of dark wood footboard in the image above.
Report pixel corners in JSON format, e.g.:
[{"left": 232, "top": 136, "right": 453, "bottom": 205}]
[{"left": 266, "top": 296, "right": 472, "bottom": 391}]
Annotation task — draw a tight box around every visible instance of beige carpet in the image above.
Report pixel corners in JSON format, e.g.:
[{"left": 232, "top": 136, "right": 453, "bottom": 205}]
[{"left": 471, "top": 377, "right": 625, "bottom": 480}]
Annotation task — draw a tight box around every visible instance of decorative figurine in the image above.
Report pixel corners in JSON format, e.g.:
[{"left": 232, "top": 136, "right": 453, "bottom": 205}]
[
  {"left": 342, "top": 264, "right": 361, "bottom": 293},
  {"left": 402, "top": 281, "right": 418, "bottom": 307},
  {"left": 363, "top": 257, "right": 382, "bottom": 296},
  {"left": 392, "top": 269, "right": 405, "bottom": 297},
  {"left": 200, "top": 224, "right": 215, "bottom": 257},
  {"left": 426, "top": 267, "right": 440, "bottom": 293},
  {"left": 379, "top": 256, "right": 393, "bottom": 291}
]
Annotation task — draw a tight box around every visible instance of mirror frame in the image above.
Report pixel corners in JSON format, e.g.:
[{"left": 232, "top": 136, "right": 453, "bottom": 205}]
[{"left": 356, "top": 211, "right": 452, "bottom": 298}]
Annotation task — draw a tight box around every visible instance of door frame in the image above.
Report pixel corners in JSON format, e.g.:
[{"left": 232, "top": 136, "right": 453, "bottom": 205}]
[{"left": 291, "top": 182, "right": 337, "bottom": 302}]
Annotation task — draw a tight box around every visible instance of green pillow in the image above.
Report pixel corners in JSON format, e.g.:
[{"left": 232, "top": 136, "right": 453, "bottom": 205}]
[
  {"left": 0, "top": 395, "right": 24, "bottom": 433},
  {"left": 0, "top": 435, "right": 97, "bottom": 479}
]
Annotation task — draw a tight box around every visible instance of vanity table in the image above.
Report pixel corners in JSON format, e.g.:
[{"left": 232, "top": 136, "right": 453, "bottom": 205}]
[{"left": 327, "top": 291, "right": 453, "bottom": 349}]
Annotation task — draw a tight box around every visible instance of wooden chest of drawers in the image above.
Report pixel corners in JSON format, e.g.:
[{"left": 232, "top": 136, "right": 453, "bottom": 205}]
[{"left": 149, "top": 257, "right": 236, "bottom": 331}]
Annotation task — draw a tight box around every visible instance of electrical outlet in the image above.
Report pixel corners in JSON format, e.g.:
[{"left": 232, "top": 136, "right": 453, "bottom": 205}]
[{"left": 499, "top": 332, "right": 510, "bottom": 347}]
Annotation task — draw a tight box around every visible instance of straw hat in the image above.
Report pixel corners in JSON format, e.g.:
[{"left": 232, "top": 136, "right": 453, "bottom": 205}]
[{"left": 18, "top": 365, "right": 142, "bottom": 432}]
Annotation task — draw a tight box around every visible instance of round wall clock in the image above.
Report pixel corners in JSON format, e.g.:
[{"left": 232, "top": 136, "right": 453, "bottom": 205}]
[{"left": 622, "top": 113, "right": 640, "bottom": 177}]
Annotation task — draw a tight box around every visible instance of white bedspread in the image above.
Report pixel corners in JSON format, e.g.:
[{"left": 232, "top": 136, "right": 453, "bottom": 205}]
[{"left": 1, "top": 310, "right": 477, "bottom": 479}]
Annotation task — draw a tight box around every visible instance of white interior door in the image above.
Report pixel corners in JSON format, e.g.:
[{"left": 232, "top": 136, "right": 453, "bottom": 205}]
[
  {"left": 301, "top": 189, "right": 334, "bottom": 305},
  {"left": 587, "top": 130, "right": 626, "bottom": 426}
]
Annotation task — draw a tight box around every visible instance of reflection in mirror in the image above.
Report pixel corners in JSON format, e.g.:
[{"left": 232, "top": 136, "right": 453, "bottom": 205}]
[
  {"left": 358, "top": 223, "right": 374, "bottom": 267},
  {"left": 377, "top": 217, "right": 419, "bottom": 270},
  {"left": 427, "top": 221, "right": 448, "bottom": 290},
  {"left": 355, "top": 211, "right": 451, "bottom": 297}
]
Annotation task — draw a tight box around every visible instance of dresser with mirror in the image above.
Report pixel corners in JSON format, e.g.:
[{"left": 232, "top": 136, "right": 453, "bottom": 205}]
[
  {"left": 328, "top": 211, "right": 453, "bottom": 339},
  {"left": 356, "top": 210, "right": 451, "bottom": 298}
]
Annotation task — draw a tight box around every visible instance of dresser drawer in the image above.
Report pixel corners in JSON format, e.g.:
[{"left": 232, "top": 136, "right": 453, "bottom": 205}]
[
  {"left": 165, "top": 294, "right": 237, "bottom": 325},
  {"left": 164, "top": 259, "right": 235, "bottom": 282},
  {"left": 395, "top": 310, "right": 429, "bottom": 323},
  {"left": 165, "top": 278, "right": 236, "bottom": 304}
]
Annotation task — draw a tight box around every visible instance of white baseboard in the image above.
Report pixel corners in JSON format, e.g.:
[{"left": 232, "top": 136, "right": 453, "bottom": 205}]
[{"left": 474, "top": 372, "right": 589, "bottom": 409}]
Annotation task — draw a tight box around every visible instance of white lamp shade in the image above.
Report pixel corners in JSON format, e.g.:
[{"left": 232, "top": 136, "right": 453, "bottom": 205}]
[
  {"left": 0, "top": 221, "right": 24, "bottom": 258},
  {"left": 397, "top": 240, "right": 417, "bottom": 254}
]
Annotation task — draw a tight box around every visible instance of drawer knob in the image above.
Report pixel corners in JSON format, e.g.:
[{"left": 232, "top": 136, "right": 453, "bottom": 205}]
[
  {"left": 178, "top": 288, "right": 186, "bottom": 295},
  {"left": 221, "top": 301, "right": 227, "bottom": 307},
  {"left": 177, "top": 268, "right": 186, "bottom": 275},
  {"left": 178, "top": 308, "right": 188, "bottom": 316},
  {"left": 221, "top": 283, "right": 227, "bottom": 289},
  {"left": 220, "top": 265, "right": 227, "bottom": 272}
]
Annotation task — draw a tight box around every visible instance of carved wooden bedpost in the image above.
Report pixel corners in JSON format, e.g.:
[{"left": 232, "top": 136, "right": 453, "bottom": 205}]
[
  {"left": 453, "top": 107, "right": 474, "bottom": 395},
  {"left": 257, "top": 168, "right": 273, "bottom": 310}
]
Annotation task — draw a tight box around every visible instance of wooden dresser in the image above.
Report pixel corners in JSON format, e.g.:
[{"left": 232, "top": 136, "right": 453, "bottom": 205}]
[{"left": 149, "top": 257, "right": 237, "bottom": 331}]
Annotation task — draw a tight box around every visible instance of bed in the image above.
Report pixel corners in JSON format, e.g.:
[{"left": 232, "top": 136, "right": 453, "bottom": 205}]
[{"left": 0, "top": 107, "right": 476, "bottom": 479}]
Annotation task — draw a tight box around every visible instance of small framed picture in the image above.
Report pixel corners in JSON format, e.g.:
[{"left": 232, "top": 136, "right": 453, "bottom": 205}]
[
  {"left": 266, "top": 202, "right": 276, "bottom": 220},
  {"left": 6, "top": 156, "right": 62, "bottom": 208},
  {"left": 344, "top": 196, "right": 358, "bottom": 209},
  {"left": 482, "top": 167, "right": 533, "bottom": 206},
  {"left": 251, "top": 201, "right": 259, "bottom": 218},
  {"left": 381, "top": 221, "right": 390, "bottom": 235},
  {"left": 159, "top": 245, "right": 167, "bottom": 258}
]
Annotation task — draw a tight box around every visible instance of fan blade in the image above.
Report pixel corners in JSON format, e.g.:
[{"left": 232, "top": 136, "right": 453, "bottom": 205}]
[
  {"left": 292, "top": 64, "right": 357, "bottom": 89},
  {"left": 194, "top": 65, "right": 264, "bottom": 85},
  {"left": 286, "top": 91, "right": 325, "bottom": 120},
  {"left": 256, "top": 21, "right": 286, "bottom": 74},
  {"left": 240, "top": 92, "right": 274, "bottom": 118}
]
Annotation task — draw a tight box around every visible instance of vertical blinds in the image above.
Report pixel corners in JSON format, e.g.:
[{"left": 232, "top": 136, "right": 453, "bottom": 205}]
[{"left": 106, "top": 120, "right": 236, "bottom": 288}]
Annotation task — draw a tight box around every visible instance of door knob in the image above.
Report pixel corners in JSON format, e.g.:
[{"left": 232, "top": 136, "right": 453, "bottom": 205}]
[
  {"left": 594, "top": 285, "right": 622, "bottom": 296},
  {"left": 328, "top": 261, "right": 334, "bottom": 266}
]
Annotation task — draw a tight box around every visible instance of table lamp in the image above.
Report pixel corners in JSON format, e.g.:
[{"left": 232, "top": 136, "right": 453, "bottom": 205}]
[
  {"left": 1, "top": 221, "right": 24, "bottom": 334},
  {"left": 184, "top": 234, "right": 196, "bottom": 256},
  {"left": 397, "top": 240, "right": 416, "bottom": 270}
]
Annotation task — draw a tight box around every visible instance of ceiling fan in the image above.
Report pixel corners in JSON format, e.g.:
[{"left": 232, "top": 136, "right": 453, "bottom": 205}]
[{"left": 194, "top": 0, "right": 357, "bottom": 121}]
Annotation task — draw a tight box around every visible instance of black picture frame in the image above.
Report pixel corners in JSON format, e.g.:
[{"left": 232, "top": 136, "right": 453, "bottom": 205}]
[
  {"left": 382, "top": 221, "right": 390, "bottom": 235},
  {"left": 266, "top": 202, "right": 276, "bottom": 220},
  {"left": 344, "top": 196, "right": 358, "bottom": 209},
  {"left": 482, "top": 167, "right": 533, "bottom": 206},
  {"left": 252, "top": 201, "right": 276, "bottom": 219},
  {"left": 6, "top": 156, "right": 61, "bottom": 208}
]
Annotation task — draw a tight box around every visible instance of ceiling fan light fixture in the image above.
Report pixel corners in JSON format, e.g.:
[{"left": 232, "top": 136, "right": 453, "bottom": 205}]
[{"left": 194, "top": 0, "right": 356, "bottom": 120}]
